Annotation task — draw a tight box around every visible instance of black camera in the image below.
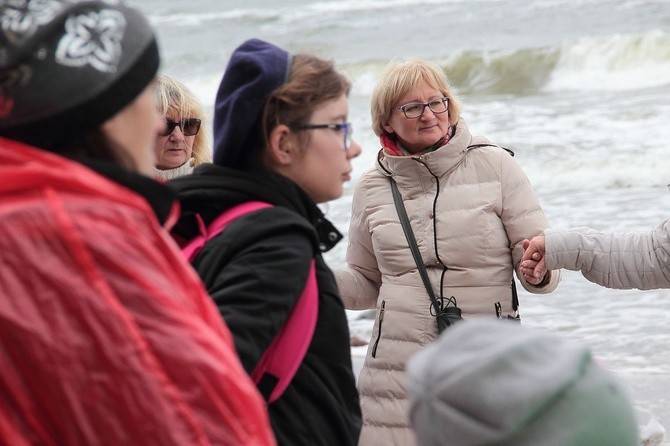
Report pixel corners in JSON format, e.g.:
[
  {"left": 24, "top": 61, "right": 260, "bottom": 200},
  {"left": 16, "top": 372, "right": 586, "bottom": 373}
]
[{"left": 435, "top": 304, "right": 463, "bottom": 333}]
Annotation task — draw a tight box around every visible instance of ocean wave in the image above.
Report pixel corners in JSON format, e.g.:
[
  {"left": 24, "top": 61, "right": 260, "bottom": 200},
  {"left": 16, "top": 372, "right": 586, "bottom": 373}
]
[
  {"left": 346, "top": 30, "right": 670, "bottom": 95},
  {"left": 526, "top": 0, "right": 665, "bottom": 9},
  {"left": 289, "top": 0, "right": 503, "bottom": 15},
  {"left": 147, "top": 0, "right": 504, "bottom": 26},
  {"left": 545, "top": 30, "right": 670, "bottom": 92},
  {"left": 147, "top": 0, "right": 664, "bottom": 25},
  {"left": 148, "top": 9, "right": 281, "bottom": 27}
]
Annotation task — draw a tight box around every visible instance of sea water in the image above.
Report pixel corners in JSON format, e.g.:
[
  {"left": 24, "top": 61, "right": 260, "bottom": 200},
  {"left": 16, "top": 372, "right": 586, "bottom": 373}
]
[{"left": 129, "top": 0, "right": 670, "bottom": 435}]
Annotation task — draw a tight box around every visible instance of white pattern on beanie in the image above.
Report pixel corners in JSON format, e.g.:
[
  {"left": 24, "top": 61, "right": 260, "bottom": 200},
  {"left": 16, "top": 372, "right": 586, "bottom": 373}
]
[
  {"left": 0, "top": 0, "right": 62, "bottom": 43},
  {"left": 0, "top": 0, "right": 159, "bottom": 150},
  {"left": 55, "top": 9, "right": 126, "bottom": 72}
]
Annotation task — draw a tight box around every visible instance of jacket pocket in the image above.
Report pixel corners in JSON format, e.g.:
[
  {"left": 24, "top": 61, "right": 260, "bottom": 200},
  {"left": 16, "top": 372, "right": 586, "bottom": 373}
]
[{"left": 371, "top": 300, "right": 385, "bottom": 358}]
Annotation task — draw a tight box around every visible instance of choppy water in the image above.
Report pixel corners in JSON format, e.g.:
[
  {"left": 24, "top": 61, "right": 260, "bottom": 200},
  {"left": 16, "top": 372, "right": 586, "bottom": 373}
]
[{"left": 129, "top": 0, "right": 670, "bottom": 436}]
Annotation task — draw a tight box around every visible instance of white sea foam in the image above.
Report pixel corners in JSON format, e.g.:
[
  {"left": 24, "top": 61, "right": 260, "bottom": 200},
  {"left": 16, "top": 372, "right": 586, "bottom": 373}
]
[
  {"left": 148, "top": 9, "right": 280, "bottom": 27},
  {"left": 546, "top": 30, "right": 670, "bottom": 92}
]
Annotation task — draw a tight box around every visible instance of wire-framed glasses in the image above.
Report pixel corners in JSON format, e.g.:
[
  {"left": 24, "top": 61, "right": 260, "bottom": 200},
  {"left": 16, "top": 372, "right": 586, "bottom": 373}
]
[{"left": 395, "top": 97, "right": 449, "bottom": 119}]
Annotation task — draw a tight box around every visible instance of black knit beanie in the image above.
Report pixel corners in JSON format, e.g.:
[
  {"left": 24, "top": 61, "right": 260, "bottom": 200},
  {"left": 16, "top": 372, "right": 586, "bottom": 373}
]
[{"left": 0, "top": 0, "right": 159, "bottom": 151}]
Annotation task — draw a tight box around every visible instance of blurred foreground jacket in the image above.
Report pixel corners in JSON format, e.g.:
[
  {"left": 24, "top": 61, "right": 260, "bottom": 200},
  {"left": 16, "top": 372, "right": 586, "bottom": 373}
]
[{"left": 0, "top": 138, "right": 275, "bottom": 445}]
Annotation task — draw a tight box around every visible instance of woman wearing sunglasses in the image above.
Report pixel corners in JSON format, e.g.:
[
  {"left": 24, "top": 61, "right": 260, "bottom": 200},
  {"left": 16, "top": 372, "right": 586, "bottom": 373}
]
[
  {"left": 334, "top": 58, "right": 561, "bottom": 445},
  {"left": 169, "top": 38, "right": 362, "bottom": 445},
  {"left": 153, "top": 75, "right": 211, "bottom": 180},
  {"left": 0, "top": 2, "right": 274, "bottom": 444}
]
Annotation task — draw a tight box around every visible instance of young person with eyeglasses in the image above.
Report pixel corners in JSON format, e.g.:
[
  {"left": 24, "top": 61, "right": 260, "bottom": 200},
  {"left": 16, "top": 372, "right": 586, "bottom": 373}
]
[
  {"left": 0, "top": 2, "right": 275, "bottom": 444},
  {"left": 169, "top": 38, "right": 362, "bottom": 445},
  {"left": 153, "top": 74, "right": 212, "bottom": 180},
  {"left": 333, "top": 58, "right": 561, "bottom": 445}
]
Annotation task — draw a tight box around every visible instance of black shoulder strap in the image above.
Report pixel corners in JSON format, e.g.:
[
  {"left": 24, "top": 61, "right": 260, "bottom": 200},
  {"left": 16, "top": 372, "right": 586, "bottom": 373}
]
[
  {"left": 397, "top": 146, "right": 521, "bottom": 316},
  {"left": 390, "top": 177, "right": 443, "bottom": 316},
  {"left": 467, "top": 143, "right": 515, "bottom": 157}
]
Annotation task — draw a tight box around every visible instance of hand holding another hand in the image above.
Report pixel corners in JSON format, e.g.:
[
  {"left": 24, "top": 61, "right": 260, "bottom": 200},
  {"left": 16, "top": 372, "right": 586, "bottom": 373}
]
[{"left": 520, "top": 236, "right": 547, "bottom": 286}]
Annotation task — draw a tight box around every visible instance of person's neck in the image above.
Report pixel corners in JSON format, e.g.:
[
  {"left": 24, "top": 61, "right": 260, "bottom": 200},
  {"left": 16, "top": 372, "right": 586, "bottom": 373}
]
[
  {"left": 154, "top": 159, "right": 194, "bottom": 181},
  {"left": 383, "top": 124, "right": 456, "bottom": 156}
]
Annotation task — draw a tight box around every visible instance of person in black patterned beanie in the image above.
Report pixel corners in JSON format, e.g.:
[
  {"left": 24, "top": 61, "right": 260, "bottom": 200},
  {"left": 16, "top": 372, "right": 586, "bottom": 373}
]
[
  {"left": 0, "top": 2, "right": 276, "bottom": 444},
  {"left": 407, "top": 319, "right": 639, "bottom": 446},
  {"left": 0, "top": 0, "right": 160, "bottom": 173}
]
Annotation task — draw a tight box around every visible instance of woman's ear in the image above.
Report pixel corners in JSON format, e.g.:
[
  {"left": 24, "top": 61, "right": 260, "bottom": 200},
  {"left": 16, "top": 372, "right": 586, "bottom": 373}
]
[
  {"left": 382, "top": 122, "right": 394, "bottom": 135},
  {"left": 266, "top": 124, "right": 296, "bottom": 166}
]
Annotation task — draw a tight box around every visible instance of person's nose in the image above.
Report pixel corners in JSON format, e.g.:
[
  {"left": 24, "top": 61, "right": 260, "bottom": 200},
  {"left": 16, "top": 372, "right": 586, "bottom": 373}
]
[
  {"left": 420, "top": 106, "right": 437, "bottom": 120},
  {"left": 169, "top": 124, "right": 185, "bottom": 140},
  {"left": 347, "top": 139, "right": 362, "bottom": 160}
]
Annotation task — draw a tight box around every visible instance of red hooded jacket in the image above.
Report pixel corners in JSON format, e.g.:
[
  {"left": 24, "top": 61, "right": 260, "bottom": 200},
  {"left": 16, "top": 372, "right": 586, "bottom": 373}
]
[{"left": 0, "top": 138, "right": 275, "bottom": 445}]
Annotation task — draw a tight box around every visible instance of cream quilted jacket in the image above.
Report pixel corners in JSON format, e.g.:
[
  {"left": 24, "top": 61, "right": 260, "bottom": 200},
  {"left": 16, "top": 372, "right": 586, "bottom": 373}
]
[
  {"left": 546, "top": 221, "right": 670, "bottom": 289},
  {"left": 335, "top": 120, "right": 560, "bottom": 446}
]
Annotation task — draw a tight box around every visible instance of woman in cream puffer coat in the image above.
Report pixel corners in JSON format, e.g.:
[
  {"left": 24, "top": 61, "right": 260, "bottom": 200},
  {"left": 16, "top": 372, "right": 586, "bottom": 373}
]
[{"left": 335, "top": 59, "right": 561, "bottom": 446}]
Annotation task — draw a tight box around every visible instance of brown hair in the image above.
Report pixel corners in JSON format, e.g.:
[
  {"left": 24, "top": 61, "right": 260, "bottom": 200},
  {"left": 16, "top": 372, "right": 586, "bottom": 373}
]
[
  {"left": 262, "top": 54, "right": 351, "bottom": 150},
  {"left": 51, "top": 129, "right": 136, "bottom": 169}
]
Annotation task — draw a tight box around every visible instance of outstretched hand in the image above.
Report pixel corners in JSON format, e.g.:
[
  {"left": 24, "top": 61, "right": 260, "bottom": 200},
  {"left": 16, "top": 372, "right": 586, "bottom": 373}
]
[{"left": 520, "top": 236, "right": 547, "bottom": 285}]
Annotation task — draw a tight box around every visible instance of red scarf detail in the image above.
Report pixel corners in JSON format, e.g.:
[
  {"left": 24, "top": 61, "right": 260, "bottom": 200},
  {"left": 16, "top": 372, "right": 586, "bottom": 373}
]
[{"left": 380, "top": 126, "right": 453, "bottom": 156}]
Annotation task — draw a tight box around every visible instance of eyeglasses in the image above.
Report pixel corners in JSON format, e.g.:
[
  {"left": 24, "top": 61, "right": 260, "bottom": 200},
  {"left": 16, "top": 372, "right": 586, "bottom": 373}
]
[
  {"left": 158, "top": 118, "right": 201, "bottom": 136},
  {"left": 293, "top": 122, "right": 353, "bottom": 151},
  {"left": 395, "top": 97, "right": 449, "bottom": 119}
]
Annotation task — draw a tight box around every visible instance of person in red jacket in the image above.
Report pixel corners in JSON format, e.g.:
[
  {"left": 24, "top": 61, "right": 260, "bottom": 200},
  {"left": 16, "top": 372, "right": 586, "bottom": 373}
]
[{"left": 0, "top": 1, "right": 274, "bottom": 445}]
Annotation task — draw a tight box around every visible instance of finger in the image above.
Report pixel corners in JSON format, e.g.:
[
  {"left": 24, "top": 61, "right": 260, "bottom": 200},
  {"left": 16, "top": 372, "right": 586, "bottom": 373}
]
[
  {"left": 521, "top": 260, "right": 538, "bottom": 269},
  {"left": 524, "top": 274, "right": 540, "bottom": 285},
  {"left": 521, "top": 244, "right": 535, "bottom": 262}
]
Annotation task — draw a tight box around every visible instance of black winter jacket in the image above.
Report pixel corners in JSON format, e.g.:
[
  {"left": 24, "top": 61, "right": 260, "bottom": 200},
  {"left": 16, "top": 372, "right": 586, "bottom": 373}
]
[{"left": 169, "top": 164, "right": 362, "bottom": 446}]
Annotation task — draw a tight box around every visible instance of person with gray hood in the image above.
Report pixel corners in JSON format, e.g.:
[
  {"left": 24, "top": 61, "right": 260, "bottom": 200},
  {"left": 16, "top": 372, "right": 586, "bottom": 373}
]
[
  {"left": 169, "top": 38, "right": 362, "bottom": 445},
  {"left": 406, "top": 319, "right": 639, "bottom": 446}
]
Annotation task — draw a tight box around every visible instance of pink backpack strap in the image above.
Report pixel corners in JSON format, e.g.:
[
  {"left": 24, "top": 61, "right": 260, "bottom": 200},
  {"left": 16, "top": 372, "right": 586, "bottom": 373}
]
[
  {"left": 181, "top": 201, "right": 272, "bottom": 261},
  {"left": 251, "top": 259, "right": 318, "bottom": 403},
  {"left": 180, "top": 200, "right": 319, "bottom": 403}
]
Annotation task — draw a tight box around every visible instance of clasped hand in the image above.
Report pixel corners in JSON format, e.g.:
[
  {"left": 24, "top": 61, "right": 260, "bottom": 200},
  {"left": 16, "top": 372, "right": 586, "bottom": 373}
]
[{"left": 520, "top": 236, "right": 547, "bottom": 286}]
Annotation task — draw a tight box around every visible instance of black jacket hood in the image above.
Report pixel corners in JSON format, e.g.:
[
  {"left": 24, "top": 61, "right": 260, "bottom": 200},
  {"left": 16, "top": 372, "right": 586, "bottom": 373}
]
[{"left": 168, "top": 163, "right": 342, "bottom": 252}]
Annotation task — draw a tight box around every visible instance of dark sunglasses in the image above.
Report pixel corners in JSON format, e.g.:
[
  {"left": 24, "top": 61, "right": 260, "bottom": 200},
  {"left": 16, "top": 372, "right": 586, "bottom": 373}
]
[{"left": 158, "top": 118, "right": 201, "bottom": 137}]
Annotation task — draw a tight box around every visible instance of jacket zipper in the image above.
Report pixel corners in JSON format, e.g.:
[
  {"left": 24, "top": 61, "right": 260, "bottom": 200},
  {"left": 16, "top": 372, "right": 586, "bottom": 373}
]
[
  {"left": 371, "top": 300, "right": 385, "bottom": 358},
  {"left": 495, "top": 302, "right": 502, "bottom": 318}
]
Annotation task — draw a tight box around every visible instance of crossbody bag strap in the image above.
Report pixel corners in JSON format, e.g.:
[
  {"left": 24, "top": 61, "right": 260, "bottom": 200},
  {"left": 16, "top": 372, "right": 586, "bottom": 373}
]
[{"left": 390, "top": 178, "right": 443, "bottom": 315}]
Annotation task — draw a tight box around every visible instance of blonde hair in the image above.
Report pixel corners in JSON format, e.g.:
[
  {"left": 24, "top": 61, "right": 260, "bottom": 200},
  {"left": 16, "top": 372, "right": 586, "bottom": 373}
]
[
  {"left": 154, "top": 74, "right": 211, "bottom": 166},
  {"left": 370, "top": 59, "right": 462, "bottom": 137}
]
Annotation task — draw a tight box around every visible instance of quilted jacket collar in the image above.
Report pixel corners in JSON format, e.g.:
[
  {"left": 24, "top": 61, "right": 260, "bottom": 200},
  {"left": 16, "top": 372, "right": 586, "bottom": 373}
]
[{"left": 376, "top": 119, "right": 492, "bottom": 183}]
